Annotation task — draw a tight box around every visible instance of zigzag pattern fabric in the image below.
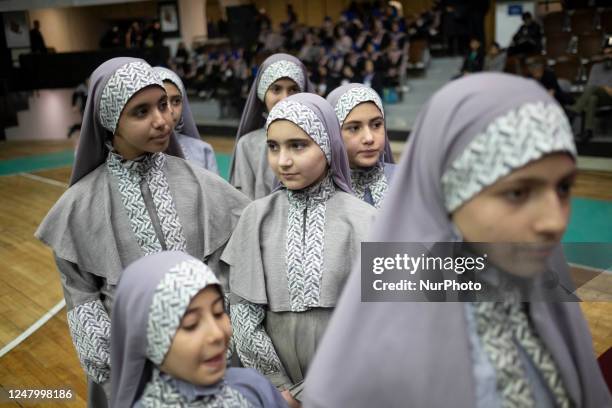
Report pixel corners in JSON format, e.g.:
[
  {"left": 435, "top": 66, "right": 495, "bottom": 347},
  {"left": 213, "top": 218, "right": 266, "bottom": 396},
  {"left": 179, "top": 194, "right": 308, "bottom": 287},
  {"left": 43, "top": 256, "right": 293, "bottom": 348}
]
[
  {"left": 351, "top": 164, "right": 388, "bottom": 208},
  {"left": 266, "top": 99, "right": 331, "bottom": 162},
  {"left": 106, "top": 151, "right": 187, "bottom": 256},
  {"left": 147, "top": 259, "right": 221, "bottom": 365},
  {"left": 441, "top": 102, "right": 576, "bottom": 213},
  {"left": 286, "top": 176, "right": 335, "bottom": 311},
  {"left": 66, "top": 300, "right": 111, "bottom": 383},
  {"left": 474, "top": 301, "right": 571, "bottom": 408},
  {"left": 333, "top": 86, "right": 384, "bottom": 126},
  {"left": 139, "top": 369, "right": 251, "bottom": 407},
  {"left": 230, "top": 303, "right": 286, "bottom": 376},
  {"left": 256, "top": 60, "right": 305, "bottom": 101},
  {"left": 99, "top": 61, "right": 163, "bottom": 134}
]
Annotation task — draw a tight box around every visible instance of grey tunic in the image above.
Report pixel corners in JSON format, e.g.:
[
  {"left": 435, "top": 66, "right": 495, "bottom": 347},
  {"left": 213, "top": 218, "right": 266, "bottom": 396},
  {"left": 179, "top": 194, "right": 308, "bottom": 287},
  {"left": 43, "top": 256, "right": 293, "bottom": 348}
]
[
  {"left": 36, "top": 155, "right": 249, "bottom": 403},
  {"left": 230, "top": 128, "right": 276, "bottom": 200},
  {"left": 222, "top": 189, "right": 376, "bottom": 401},
  {"left": 176, "top": 133, "right": 219, "bottom": 174}
]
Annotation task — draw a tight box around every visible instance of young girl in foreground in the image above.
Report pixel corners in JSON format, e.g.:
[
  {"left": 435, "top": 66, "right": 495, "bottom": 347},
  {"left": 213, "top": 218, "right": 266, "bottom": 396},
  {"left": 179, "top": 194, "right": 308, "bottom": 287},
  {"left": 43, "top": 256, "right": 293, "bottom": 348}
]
[
  {"left": 111, "top": 251, "right": 288, "bottom": 407},
  {"left": 326, "top": 83, "right": 395, "bottom": 208},
  {"left": 223, "top": 93, "right": 376, "bottom": 407},
  {"left": 153, "top": 66, "right": 218, "bottom": 173},
  {"left": 304, "top": 73, "right": 611, "bottom": 407}
]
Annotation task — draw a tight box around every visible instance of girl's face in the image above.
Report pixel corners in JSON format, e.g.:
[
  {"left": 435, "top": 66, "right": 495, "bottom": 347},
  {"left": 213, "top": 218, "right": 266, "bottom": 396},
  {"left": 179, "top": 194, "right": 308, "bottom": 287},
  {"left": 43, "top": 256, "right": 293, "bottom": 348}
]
[
  {"left": 341, "top": 102, "right": 385, "bottom": 168},
  {"left": 163, "top": 81, "right": 183, "bottom": 129},
  {"left": 452, "top": 153, "right": 576, "bottom": 277},
  {"left": 267, "top": 120, "right": 328, "bottom": 190},
  {"left": 160, "top": 286, "right": 231, "bottom": 386},
  {"left": 264, "top": 78, "right": 300, "bottom": 112},
  {"left": 113, "top": 86, "right": 172, "bottom": 160}
]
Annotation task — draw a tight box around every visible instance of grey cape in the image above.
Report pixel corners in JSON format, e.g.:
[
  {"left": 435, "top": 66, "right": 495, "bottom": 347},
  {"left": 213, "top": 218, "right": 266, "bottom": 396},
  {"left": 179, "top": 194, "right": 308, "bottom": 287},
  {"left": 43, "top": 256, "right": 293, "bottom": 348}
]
[
  {"left": 229, "top": 53, "right": 314, "bottom": 199},
  {"left": 303, "top": 73, "right": 611, "bottom": 408},
  {"left": 35, "top": 57, "right": 249, "bottom": 407}
]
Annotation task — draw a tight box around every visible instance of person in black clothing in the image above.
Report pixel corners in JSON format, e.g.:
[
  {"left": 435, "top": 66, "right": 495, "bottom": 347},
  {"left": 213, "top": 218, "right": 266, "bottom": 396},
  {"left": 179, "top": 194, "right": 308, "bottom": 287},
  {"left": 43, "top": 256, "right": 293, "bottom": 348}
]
[
  {"left": 508, "top": 12, "right": 542, "bottom": 56},
  {"left": 460, "top": 37, "right": 485, "bottom": 74},
  {"left": 525, "top": 57, "right": 574, "bottom": 106},
  {"left": 29, "top": 20, "right": 47, "bottom": 53},
  {"left": 143, "top": 20, "right": 163, "bottom": 48},
  {"left": 99, "top": 25, "right": 122, "bottom": 49}
]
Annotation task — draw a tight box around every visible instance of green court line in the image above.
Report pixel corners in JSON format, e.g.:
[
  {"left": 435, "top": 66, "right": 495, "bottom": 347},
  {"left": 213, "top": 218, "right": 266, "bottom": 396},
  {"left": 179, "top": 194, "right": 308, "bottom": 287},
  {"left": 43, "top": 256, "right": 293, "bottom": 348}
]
[
  {"left": 0, "top": 149, "right": 233, "bottom": 180},
  {"left": 0, "top": 150, "right": 75, "bottom": 176}
]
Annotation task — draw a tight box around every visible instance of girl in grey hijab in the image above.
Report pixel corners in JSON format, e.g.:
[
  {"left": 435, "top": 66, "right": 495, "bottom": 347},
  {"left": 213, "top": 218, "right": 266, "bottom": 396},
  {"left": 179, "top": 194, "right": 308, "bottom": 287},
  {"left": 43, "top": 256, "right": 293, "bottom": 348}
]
[
  {"left": 303, "top": 73, "right": 611, "bottom": 407},
  {"left": 35, "top": 57, "right": 249, "bottom": 407},
  {"left": 153, "top": 66, "right": 219, "bottom": 173},
  {"left": 111, "top": 251, "right": 288, "bottom": 408},
  {"left": 222, "top": 93, "right": 376, "bottom": 406},
  {"left": 229, "top": 53, "right": 313, "bottom": 200},
  {"left": 327, "top": 83, "right": 395, "bottom": 208}
]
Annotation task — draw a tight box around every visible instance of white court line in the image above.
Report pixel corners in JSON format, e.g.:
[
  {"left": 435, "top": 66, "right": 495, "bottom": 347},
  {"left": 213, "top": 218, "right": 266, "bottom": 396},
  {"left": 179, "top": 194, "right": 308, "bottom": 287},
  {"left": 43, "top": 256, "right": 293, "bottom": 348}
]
[
  {"left": 19, "top": 172, "right": 68, "bottom": 188},
  {"left": 0, "top": 172, "right": 68, "bottom": 358},
  {"left": 0, "top": 299, "right": 66, "bottom": 358}
]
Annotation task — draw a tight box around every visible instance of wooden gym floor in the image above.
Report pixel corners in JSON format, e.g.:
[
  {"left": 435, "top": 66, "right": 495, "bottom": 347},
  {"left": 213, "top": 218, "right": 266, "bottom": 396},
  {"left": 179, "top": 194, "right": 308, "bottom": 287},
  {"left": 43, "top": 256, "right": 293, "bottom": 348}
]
[{"left": 0, "top": 138, "right": 610, "bottom": 407}]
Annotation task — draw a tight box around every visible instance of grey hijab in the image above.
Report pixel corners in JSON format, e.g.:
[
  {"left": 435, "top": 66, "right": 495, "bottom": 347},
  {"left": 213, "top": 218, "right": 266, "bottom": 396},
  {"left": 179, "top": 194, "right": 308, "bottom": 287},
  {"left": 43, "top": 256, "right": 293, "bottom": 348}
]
[
  {"left": 303, "top": 73, "right": 611, "bottom": 408},
  {"left": 111, "top": 251, "right": 223, "bottom": 408},
  {"left": 326, "top": 83, "right": 394, "bottom": 164},
  {"left": 71, "top": 57, "right": 183, "bottom": 186},
  {"left": 265, "top": 93, "right": 353, "bottom": 194},
  {"left": 152, "top": 66, "right": 200, "bottom": 139}
]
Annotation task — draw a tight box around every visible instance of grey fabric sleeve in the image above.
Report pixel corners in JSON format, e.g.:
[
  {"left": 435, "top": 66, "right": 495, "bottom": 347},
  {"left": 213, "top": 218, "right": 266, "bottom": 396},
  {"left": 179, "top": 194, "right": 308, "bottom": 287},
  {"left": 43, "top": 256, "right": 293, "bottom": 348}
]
[
  {"left": 230, "top": 300, "right": 292, "bottom": 390},
  {"left": 55, "top": 256, "right": 110, "bottom": 384},
  {"left": 231, "top": 136, "right": 257, "bottom": 199},
  {"left": 203, "top": 144, "right": 219, "bottom": 175}
]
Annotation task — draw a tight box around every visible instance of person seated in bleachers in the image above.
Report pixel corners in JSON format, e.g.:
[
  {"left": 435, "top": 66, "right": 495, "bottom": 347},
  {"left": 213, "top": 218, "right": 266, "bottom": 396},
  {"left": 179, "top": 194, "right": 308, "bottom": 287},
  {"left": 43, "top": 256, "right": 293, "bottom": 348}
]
[
  {"left": 568, "top": 37, "right": 612, "bottom": 142},
  {"left": 525, "top": 57, "right": 574, "bottom": 107},
  {"left": 484, "top": 42, "right": 507, "bottom": 72},
  {"left": 508, "top": 12, "right": 543, "bottom": 56},
  {"left": 460, "top": 37, "right": 485, "bottom": 75}
]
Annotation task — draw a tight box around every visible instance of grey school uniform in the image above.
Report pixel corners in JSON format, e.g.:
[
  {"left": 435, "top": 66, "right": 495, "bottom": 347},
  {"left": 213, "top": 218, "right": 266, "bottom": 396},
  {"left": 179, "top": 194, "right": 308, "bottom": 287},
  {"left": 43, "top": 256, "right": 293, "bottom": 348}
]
[
  {"left": 176, "top": 132, "right": 219, "bottom": 174},
  {"left": 222, "top": 187, "right": 376, "bottom": 400},
  {"left": 39, "top": 57, "right": 247, "bottom": 408},
  {"left": 36, "top": 154, "right": 248, "bottom": 403},
  {"left": 231, "top": 128, "right": 275, "bottom": 200}
]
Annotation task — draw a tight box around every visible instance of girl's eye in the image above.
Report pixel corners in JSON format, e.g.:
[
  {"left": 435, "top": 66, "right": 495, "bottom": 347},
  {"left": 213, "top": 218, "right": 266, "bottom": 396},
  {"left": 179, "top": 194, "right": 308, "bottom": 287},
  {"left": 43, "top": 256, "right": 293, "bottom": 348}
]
[
  {"left": 557, "top": 180, "right": 573, "bottom": 198},
  {"left": 267, "top": 142, "right": 279, "bottom": 151},
  {"left": 159, "top": 101, "right": 168, "bottom": 111},
  {"left": 181, "top": 320, "right": 198, "bottom": 331},
  {"left": 346, "top": 126, "right": 359, "bottom": 133},
  {"left": 271, "top": 86, "right": 282, "bottom": 94},
  {"left": 503, "top": 187, "right": 529, "bottom": 203},
  {"left": 288, "top": 87, "right": 299, "bottom": 95},
  {"left": 371, "top": 121, "right": 383, "bottom": 129},
  {"left": 292, "top": 142, "right": 307, "bottom": 150},
  {"left": 172, "top": 98, "right": 182, "bottom": 106},
  {"left": 135, "top": 108, "right": 148, "bottom": 118}
]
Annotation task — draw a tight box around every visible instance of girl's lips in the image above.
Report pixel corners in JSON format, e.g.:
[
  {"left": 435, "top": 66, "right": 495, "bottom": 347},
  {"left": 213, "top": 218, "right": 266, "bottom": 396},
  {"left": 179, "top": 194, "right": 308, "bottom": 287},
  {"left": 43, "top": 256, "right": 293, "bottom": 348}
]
[{"left": 203, "top": 352, "right": 225, "bottom": 368}]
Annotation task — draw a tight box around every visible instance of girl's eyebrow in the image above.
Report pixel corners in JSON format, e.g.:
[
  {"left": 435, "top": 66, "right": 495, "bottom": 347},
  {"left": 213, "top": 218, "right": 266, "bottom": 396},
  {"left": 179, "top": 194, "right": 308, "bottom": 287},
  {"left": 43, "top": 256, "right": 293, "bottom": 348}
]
[
  {"left": 129, "top": 102, "right": 151, "bottom": 112},
  {"left": 498, "top": 169, "right": 578, "bottom": 187}
]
